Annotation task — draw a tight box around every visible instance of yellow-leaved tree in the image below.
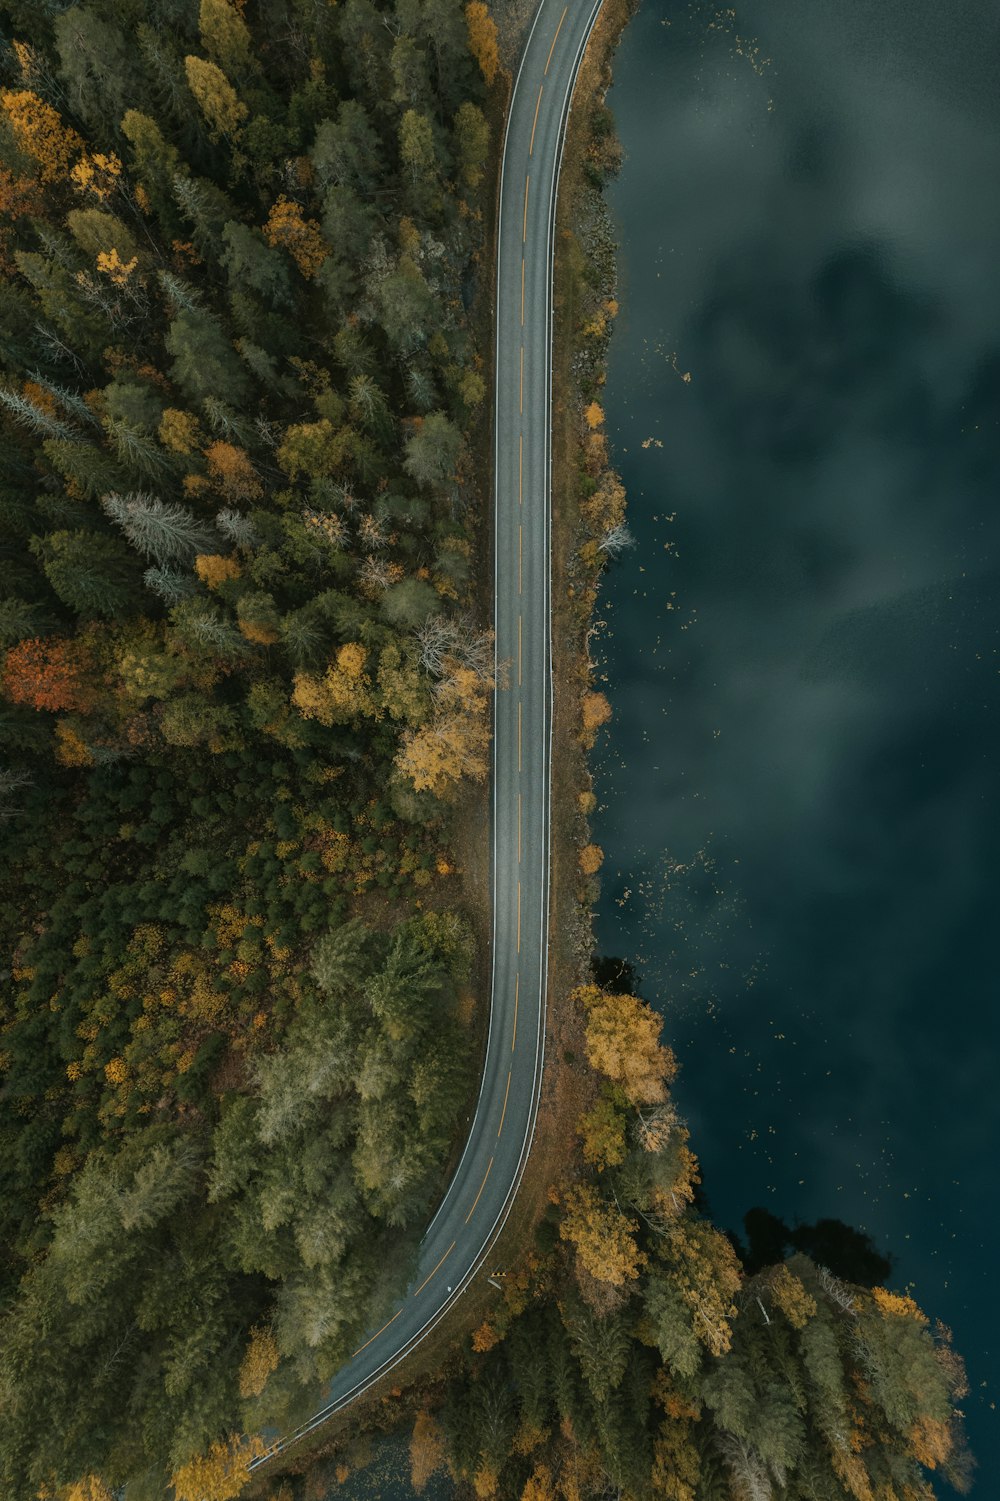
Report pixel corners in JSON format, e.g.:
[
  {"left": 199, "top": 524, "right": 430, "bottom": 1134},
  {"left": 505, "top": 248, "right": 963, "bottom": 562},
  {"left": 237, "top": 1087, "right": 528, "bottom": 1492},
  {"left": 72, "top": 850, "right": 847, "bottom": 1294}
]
[
  {"left": 183, "top": 56, "right": 247, "bottom": 139},
  {"left": 395, "top": 665, "right": 491, "bottom": 796},
  {"left": 0, "top": 89, "right": 83, "bottom": 181},
  {"left": 238, "top": 1324, "right": 280, "bottom": 1398},
  {"left": 170, "top": 1435, "right": 266, "bottom": 1501},
  {"left": 292, "top": 642, "right": 379, "bottom": 724},
  {"left": 573, "top": 984, "right": 676, "bottom": 1106},
  {"left": 558, "top": 1183, "right": 645, "bottom": 1287}
]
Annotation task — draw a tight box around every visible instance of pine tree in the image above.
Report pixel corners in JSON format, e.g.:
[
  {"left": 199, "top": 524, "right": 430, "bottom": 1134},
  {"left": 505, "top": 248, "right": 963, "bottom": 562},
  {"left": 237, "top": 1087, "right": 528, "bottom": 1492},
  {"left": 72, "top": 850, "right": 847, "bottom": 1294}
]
[{"left": 102, "top": 492, "right": 219, "bottom": 567}]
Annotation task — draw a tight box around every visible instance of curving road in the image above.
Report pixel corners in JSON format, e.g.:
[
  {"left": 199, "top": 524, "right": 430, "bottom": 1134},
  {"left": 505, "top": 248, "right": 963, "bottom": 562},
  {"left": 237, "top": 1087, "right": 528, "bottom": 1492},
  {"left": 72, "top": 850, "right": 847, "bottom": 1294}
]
[{"left": 249, "top": 0, "right": 606, "bottom": 1466}]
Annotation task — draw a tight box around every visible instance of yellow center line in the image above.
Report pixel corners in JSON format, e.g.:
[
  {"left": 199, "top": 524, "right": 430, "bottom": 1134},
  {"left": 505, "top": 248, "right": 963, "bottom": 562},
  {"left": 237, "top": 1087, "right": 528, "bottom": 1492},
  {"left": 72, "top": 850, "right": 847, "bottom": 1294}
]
[
  {"left": 518, "top": 524, "right": 523, "bottom": 594},
  {"left": 518, "top": 615, "right": 522, "bottom": 686},
  {"left": 518, "top": 433, "right": 523, "bottom": 504},
  {"left": 522, "top": 174, "right": 530, "bottom": 241},
  {"left": 516, "top": 880, "right": 521, "bottom": 951},
  {"left": 498, "top": 1070, "right": 512, "bottom": 1137},
  {"left": 518, "top": 791, "right": 522, "bottom": 862},
  {"left": 521, "top": 257, "right": 525, "bottom": 325},
  {"left": 544, "top": 6, "right": 568, "bottom": 74},
  {"left": 519, "top": 344, "right": 524, "bottom": 413},
  {"left": 529, "top": 82, "right": 544, "bottom": 155},
  {"left": 465, "top": 1157, "right": 493, "bottom": 1223},
  {"left": 512, "top": 974, "right": 519, "bottom": 1051},
  {"left": 413, "top": 1240, "right": 455, "bottom": 1297},
  {"left": 518, "top": 701, "right": 522, "bottom": 772},
  {"left": 352, "top": 1308, "right": 401, "bottom": 1358}
]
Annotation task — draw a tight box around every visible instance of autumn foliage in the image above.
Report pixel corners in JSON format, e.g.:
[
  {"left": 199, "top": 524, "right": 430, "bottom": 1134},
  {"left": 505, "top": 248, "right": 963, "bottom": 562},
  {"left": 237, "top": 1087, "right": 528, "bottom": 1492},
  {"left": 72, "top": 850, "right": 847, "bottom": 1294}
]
[
  {"left": 263, "top": 196, "right": 329, "bottom": 278},
  {"left": 409, "top": 1409, "right": 446, "bottom": 1493},
  {"left": 2, "top": 638, "right": 94, "bottom": 714},
  {"left": 170, "top": 1435, "right": 266, "bottom": 1501},
  {"left": 465, "top": 3, "right": 500, "bottom": 86},
  {"left": 573, "top": 983, "right": 675, "bottom": 1106}
]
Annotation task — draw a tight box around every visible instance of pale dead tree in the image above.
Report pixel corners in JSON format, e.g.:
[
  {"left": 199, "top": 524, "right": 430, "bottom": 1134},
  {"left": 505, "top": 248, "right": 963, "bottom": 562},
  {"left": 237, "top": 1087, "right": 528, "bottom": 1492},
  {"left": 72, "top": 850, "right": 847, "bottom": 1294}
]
[
  {"left": 598, "top": 521, "right": 636, "bottom": 558},
  {"left": 216, "top": 508, "right": 258, "bottom": 550},
  {"left": 302, "top": 508, "right": 347, "bottom": 550},
  {"left": 716, "top": 1434, "right": 773, "bottom": 1501},
  {"left": 0, "top": 768, "right": 34, "bottom": 822},
  {"left": 634, "top": 1101, "right": 676, "bottom": 1152},
  {"left": 415, "top": 613, "right": 495, "bottom": 682},
  {"left": 359, "top": 555, "right": 394, "bottom": 594},
  {"left": 33, "top": 322, "right": 85, "bottom": 374},
  {"left": 357, "top": 511, "right": 388, "bottom": 551},
  {"left": 254, "top": 415, "right": 282, "bottom": 449},
  {"left": 819, "top": 1265, "right": 858, "bottom": 1317}
]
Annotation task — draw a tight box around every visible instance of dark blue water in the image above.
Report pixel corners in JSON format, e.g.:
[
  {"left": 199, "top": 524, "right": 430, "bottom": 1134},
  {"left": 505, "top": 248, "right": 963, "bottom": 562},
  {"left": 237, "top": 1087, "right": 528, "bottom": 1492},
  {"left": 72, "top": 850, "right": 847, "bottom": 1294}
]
[{"left": 595, "top": 0, "right": 1000, "bottom": 1481}]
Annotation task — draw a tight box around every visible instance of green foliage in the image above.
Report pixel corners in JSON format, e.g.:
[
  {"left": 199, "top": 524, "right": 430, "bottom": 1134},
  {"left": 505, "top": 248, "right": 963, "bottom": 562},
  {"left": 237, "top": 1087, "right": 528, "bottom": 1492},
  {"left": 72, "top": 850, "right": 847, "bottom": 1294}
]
[{"left": 0, "top": 0, "right": 492, "bottom": 1487}]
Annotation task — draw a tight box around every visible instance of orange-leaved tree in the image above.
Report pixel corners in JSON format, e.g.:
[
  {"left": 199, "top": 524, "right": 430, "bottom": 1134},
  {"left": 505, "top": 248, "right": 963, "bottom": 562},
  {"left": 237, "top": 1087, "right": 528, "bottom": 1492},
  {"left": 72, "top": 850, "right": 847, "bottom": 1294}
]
[
  {"left": 2, "top": 637, "right": 95, "bottom": 714},
  {"left": 410, "top": 1409, "right": 447, "bottom": 1494},
  {"left": 263, "top": 196, "right": 329, "bottom": 278},
  {"left": 465, "top": 3, "right": 500, "bottom": 85}
]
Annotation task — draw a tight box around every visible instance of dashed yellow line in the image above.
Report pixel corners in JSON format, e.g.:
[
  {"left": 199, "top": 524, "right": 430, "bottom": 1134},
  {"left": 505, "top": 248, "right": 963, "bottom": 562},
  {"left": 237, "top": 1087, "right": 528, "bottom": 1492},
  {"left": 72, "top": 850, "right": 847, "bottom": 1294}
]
[
  {"left": 530, "top": 83, "right": 544, "bottom": 155},
  {"left": 465, "top": 1157, "right": 493, "bottom": 1223},
  {"left": 352, "top": 1309, "right": 401, "bottom": 1358},
  {"left": 512, "top": 974, "right": 519, "bottom": 1051},
  {"left": 413, "top": 1241, "right": 455, "bottom": 1297},
  {"left": 544, "top": 6, "right": 568, "bottom": 74},
  {"left": 498, "top": 1070, "right": 512, "bottom": 1137},
  {"left": 522, "top": 174, "right": 530, "bottom": 241},
  {"left": 518, "top": 524, "right": 523, "bottom": 594},
  {"left": 518, "top": 432, "right": 523, "bottom": 504},
  {"left": 519, "top": 344, "right": 524, "bottom": 413},
  {"left": 521, "top": 258, "right": 525, "bottom": 325},
  {"left": 516, "top": 880, "right": 521, "bottom": 951},
  {"left": 518, "top": 701, "right": 522, "bottom": 772},
  {"left": 518, "top": 615, "right": 522, "bottom": 686},
  {"left": 518, "top": 791, "right": 522, "bottom": 862}
]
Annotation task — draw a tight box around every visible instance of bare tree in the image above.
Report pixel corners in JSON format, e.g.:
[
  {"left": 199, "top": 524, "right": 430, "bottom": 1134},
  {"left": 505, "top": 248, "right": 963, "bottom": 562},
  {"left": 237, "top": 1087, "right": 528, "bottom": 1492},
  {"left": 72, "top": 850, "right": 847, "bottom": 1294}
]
[
  {"left": 598, "top": 522, "right": 636, "bottom": 558},
  {"left": 415, "top": 613, "right": 495, "bottom": 682}
]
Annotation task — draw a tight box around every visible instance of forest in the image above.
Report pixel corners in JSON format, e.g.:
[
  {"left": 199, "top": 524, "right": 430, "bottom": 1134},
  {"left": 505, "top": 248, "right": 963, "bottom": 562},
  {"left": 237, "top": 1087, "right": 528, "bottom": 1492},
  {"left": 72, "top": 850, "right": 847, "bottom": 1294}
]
[
  {"left": 404, "top": 980, "right": 975, "bottom": 1501},
  {"left": 0, "top": 1, "right": 976, "bottom": 1499},
  {"left": 0, "top": 0, "right": 498, "bottom": 1494}
]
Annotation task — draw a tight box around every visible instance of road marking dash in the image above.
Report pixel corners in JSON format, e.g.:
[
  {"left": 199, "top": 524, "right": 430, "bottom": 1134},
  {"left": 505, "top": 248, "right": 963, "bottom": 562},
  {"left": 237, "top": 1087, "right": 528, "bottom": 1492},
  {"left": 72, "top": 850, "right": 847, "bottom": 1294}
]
[
  {"left": 544, "top": 6, "right": 568, "bottom": 75},
  {"left": 518, "top": 615, "right": 522, "bottom": 686},
  {"left": 522, "top": 174, "right": 530, "bottom": 241},
  {"left": 498, "top": 1070, "right": 512, "bottom": 1137},
  {"left": 521, "top": 257, "right": 525, "bottom": 324},
  {"left": 519, "top": 524, "right": 522, "bottom": 594},
  {"left": 512, "top": 974, "right": 519, "bottom": 1051},
  {"left": 518, "top": 433, "right": 523, "bottom": 504},
  {"left": 518, "top": 792, "right": 522, "bottom": 863},
  {"left": 517, "top": 880, "right": 521, "bottom": 951},
  {"left": 518, "top": 701, "right": 522, "bottom": 772},
  {"left": 465, "top": 1157, "right": 493, "bottom": 1222},
  {"left": 519, "top": 344, "right": 524, "bottom": 413},
  {"left": 413, "top": 1241, "right": 455, "bottom": 1297},
  {"left": 530, "top": 82, "right": 544, "bottom": 155},
  {"left": 352, "top": 1308, "right": 401, "bottom": 1358}
]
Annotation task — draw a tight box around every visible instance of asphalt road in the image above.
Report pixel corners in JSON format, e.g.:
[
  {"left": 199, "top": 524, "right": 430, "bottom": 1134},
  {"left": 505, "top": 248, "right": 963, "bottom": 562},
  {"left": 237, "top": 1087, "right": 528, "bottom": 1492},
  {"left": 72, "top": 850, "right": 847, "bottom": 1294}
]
[{"left": 250, "top": 0, "right": 606, "bottom": 1464}]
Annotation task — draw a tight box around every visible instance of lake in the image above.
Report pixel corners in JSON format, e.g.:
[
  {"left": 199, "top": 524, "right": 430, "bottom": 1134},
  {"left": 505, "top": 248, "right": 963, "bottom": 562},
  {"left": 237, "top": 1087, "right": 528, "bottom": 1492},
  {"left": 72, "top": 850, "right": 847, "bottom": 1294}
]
[{"left": 594, "top": 0, "right": 1000, "bottom": 1483}]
